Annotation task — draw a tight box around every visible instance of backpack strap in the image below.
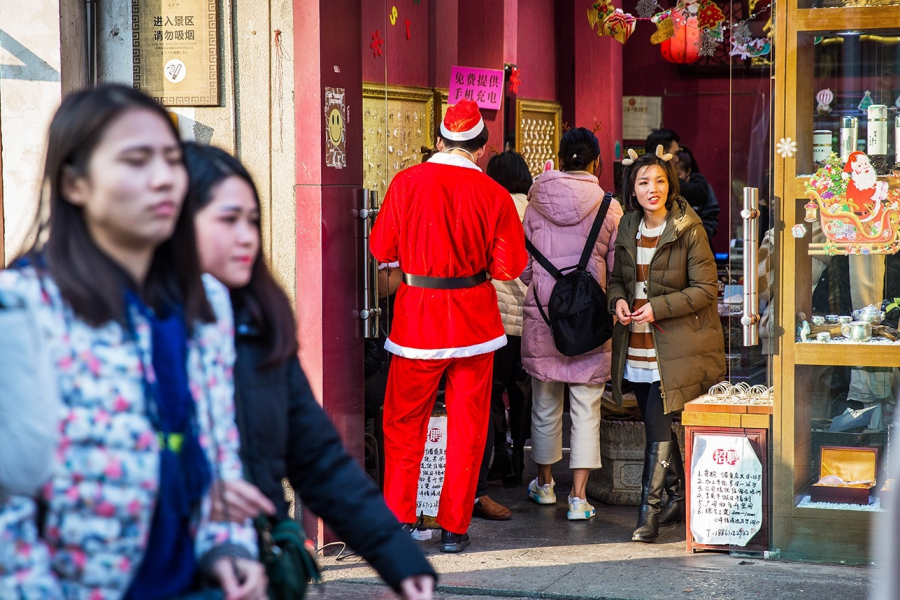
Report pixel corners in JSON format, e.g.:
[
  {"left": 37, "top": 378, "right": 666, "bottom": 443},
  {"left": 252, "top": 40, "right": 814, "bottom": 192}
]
[
  {"left": 525, "top": 238, "right": 564, "bottom": 281},
  {"left": 577, "top": 193, "right": 613, "bottom": 271}
]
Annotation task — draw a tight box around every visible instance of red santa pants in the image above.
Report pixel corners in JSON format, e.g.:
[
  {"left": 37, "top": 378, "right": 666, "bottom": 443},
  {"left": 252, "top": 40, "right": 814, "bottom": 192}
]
[{"left": 383, "top": 352, "right": 494, "bottom": 534}]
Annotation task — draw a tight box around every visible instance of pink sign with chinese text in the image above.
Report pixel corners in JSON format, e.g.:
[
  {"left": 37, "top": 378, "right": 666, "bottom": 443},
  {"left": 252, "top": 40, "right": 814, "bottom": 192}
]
[{"left": 449, "top": 66, "right": 504, "bottom": 110}]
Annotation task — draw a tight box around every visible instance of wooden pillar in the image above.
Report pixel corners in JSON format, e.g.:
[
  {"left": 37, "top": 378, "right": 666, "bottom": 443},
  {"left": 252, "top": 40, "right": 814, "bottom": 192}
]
[
  {"left": 557, "top": 0, "right": 623, "bottom": 192},
  {"left": 293, "top": 0, "right": 365, "bottom": 546}
]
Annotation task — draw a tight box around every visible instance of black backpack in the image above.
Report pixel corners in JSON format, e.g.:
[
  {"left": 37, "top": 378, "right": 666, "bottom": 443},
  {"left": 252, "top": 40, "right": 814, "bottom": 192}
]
[{"left": 525, "top": 194, "right": 614, "bottom": 357}]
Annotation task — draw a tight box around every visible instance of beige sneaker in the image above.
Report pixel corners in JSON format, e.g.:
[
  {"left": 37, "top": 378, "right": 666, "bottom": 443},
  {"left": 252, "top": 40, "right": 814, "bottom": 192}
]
[
  {"left": 527, "top": 477, "right": 557, "bottom": 504},
  {"left": 567, "top": 496, "right": 596, "bottom": 520}
]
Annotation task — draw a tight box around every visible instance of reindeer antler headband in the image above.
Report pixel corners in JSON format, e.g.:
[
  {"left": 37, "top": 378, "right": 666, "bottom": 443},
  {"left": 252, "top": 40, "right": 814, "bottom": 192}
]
[{"left": 621, "top": 144, "right": 674, "bottom": 167}]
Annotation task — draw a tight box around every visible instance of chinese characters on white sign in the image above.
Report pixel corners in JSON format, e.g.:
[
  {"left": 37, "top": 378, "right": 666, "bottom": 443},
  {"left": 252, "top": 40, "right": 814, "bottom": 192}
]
[{"left": 690, "top": 435, "right": 763, "bottom": 546}]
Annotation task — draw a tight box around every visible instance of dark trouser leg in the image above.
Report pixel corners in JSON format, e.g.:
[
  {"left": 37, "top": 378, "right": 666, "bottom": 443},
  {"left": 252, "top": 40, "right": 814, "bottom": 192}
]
[
  {"left": 475, "top": 413, "right": 494, "bottom": 499},
  {"left": 505, "top": 336, "right": 530, "bottom": 484}
]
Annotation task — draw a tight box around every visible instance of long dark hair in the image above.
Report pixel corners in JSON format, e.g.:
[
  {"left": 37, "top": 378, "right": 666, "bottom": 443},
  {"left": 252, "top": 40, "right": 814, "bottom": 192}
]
[
  {"left": 486, "top": 151, "right": 533, "bottom": 194},
  {"left": 621, "top": 152, "right": 681, "bottom": 213},
  {"left": 558, "top": 127, "right": 601, "bottom": 173},
  {"left": 183, "top": 142, "right": 298, "bottom": 368},
  {"left": 27, "top": 85, "right": 213, "bottom": 327}
]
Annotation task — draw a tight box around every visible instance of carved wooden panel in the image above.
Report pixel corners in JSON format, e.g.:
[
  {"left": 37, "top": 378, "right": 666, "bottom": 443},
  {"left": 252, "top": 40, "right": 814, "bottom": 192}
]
[
  {"left": 516, "top": 99, "right": 563, "bottom": 176},
  {"left": 362, "top": 84, "right": 435, "bottom": 203}
]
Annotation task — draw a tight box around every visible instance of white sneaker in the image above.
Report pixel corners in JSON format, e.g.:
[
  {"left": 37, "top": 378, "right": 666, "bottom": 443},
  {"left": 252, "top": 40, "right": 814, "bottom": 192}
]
[
  {"left": 527, "top": 477, "right": 557, "bottom": 504},
  {"left": 567, "top": 496, "right": 596, "bottom": 520}
]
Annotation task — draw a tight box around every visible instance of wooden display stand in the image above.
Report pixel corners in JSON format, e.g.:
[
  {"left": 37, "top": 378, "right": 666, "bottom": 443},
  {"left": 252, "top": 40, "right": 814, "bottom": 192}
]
[{"left": 683, "top": 398, "right": 772, "bottom": 554}]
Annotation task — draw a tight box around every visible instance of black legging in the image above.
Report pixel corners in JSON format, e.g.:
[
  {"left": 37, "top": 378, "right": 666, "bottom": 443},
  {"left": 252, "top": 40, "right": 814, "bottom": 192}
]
[{"left": 632, "top": 381, "right": 674, "bottom": 444}]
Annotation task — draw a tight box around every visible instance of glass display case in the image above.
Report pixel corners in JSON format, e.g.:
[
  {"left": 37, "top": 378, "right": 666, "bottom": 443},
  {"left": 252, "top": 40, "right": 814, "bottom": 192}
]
[{"left": 773, "top": 0, "right": 900, "bottom": 563}]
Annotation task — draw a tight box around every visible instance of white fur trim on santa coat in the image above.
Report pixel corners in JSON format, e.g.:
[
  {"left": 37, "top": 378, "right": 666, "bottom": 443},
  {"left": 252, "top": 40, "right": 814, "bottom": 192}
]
[
  {"left": 427, "top": 152, "right": 482, "bottom": 171},
  {"left": 384, "top": 334, "right": 507, "bottom": 360}
]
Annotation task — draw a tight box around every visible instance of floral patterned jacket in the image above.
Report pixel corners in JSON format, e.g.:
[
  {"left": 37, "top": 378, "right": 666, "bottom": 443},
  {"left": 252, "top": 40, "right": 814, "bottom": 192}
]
[{"left": 0, "top": 268, "right": 256, "bottom": 599}]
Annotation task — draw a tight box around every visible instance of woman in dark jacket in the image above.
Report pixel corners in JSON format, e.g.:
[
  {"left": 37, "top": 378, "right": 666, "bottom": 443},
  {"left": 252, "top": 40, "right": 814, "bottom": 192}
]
[
  {"left": 185, "top": 142, "right": 437, "bottom": 600},
  {"left": 608, "top": 148, "right": 726, "bottom": 544},
  {"left": 674, "top": 146, "right": 719, "bottom": 246}
]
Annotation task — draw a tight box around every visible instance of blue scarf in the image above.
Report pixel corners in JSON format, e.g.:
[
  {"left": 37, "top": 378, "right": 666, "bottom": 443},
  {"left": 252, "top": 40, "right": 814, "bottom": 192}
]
[{"left": 125, "top": 296, "right": 212, "bottom": 600}]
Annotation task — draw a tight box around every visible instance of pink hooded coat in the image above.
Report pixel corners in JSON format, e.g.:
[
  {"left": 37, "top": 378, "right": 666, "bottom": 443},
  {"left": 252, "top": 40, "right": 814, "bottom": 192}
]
[{"left": 520, "top": 170, "right": 623, "bottom": 385}]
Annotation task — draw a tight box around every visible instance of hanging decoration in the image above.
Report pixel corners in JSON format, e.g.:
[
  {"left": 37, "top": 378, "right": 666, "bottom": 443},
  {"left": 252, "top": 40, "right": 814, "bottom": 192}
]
[
  {"left": 730, "top": 36, "right": 771, "bottom": 60},
  {"left": 508, "top": 67, "right": 522, "bottom": 95},
  {"left": 405, "top": 19, "right": 411, "bottom": 40},
  {"left": 650, "top": 11, "right": 676, "bottom": 45},
  {"left": 583, "top": 0, "right": 771, "bottom": 58},
  {"left": 696, "top": 0, "right": 726, "bottom": 30},
  {"left": 636, "top": 0, "right": 659, "bottom": 19},
  {"left": 805, "top": 152, "right": 900, "bottom": 255},
  {"left": 816, "top": 88, "right": 834, "bottom": 116},
  {"left": 370, "top": 30, "right": 384, "bottom": 58},
  {"left": 661, "top": 14, "right": 701, "bottom": 64},
  {"left": 600, "top": 9, "right": 637, "bottom": 44},
  {"left": 588, "top": 3, "right": 637, "bottom": 45},
  {"left": 699, "top": 25, "right": 723, "bottom": 57},
  {"left": 776, "top": 137, "right": 797, "bottom": 159},
  {"left": 390, "top": 6, "right": 399, "bottom": 25},
  {"left": 858, "top": 90, "right": 874, "bottom": 113}
]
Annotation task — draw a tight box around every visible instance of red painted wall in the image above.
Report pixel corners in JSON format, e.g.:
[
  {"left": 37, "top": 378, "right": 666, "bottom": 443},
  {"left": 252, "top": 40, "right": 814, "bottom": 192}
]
[
  {"left": 622, "top": 21, "right": 771, "bottom": 253},
  {"left": 516, "top": 0, "right": 557, "bottom": 101},
  {"left": 363, "top": 1, "right": 430, "bottom": 88},
  {"left": 458, "top": 0, "right": 509, "bottom": 170}
]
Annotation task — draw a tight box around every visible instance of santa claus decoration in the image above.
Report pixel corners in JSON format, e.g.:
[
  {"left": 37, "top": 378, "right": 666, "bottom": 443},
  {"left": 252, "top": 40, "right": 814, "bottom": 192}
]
[{"left": 844, "top": 151, "right": 888, "bottom": 222}]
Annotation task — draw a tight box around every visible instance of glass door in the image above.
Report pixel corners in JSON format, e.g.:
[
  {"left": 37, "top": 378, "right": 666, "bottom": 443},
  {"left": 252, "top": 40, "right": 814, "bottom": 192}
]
[{"left": 772, "top": 0, "right": 900, "bottom": 563}]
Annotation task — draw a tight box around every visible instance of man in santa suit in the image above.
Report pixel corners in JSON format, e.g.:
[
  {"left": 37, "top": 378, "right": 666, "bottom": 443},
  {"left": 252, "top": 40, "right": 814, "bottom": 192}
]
[
  {"left": 370, "top": 99, "right": 527, "bottom": 553},
  {"left": 844, "top": 151, "right": 888, "bottom": 222}
]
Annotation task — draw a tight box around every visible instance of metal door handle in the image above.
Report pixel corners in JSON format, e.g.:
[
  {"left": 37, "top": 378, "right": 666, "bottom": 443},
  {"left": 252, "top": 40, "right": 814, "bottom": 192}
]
[
  {"left": 359, "top": 189, "right": 381, "bottom": 338},
  {"left": 741, "top": 187, "right": 760, "bottom": 346}
]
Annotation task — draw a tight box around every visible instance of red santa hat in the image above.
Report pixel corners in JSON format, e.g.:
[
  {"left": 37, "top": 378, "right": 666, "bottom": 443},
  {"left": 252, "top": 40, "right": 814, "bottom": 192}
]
[
  {"left": 844, "top": 151, "right": 867, "bottom": 172},
  {"left": 440, "top": 99, "right": 485, "bottom": 141}
]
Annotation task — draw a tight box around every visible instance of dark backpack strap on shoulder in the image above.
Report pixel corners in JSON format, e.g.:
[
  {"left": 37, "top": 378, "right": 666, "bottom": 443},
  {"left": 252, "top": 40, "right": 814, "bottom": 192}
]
[
  {"left": 532, "top": 284, "right": 553, "bottom": 331},
  {"left": 577, "top": 193, "right": 613, "bottom": 271},
  {"left": 525, "top": 238, "right": 564, "bottom": 281}
]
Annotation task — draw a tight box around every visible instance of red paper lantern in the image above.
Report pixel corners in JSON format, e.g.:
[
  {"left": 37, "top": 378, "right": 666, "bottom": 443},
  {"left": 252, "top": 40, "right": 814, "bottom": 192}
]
[{"left": 661, "top": 15, "right": 701, "bottom": 64}]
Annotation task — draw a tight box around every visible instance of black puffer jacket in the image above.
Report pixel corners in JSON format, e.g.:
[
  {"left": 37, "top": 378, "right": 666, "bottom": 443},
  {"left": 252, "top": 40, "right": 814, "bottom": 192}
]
[
  {"left": 680, "top": 172, "right": 719, "bottom": 243},
  {"left": 232, "top": 310, "right": 436, "bottom": 591}
]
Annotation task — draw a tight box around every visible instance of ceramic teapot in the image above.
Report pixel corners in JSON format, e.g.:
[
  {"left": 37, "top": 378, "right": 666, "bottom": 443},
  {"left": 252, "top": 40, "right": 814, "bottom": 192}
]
[{"left": 852, "top": 304, "right": 885, "bottom": 324}]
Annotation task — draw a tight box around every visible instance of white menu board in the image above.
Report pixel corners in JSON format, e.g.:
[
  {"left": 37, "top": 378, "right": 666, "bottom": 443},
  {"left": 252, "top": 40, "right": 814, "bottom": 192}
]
[{"left": 690, "top": 434, "right": 763, "bottom": 546}]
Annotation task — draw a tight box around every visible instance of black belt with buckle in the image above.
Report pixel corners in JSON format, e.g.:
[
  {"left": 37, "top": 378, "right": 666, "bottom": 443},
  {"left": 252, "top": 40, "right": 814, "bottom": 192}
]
[{"left": 402, "top": 272, "right": 488, "bottom": 290}]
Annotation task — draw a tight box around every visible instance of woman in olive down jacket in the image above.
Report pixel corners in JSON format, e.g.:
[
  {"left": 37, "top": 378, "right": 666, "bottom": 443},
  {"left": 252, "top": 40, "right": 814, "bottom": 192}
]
[
  {"left": 185, "top": 143, "right": 437, "bottom": 600},
  {"left": 608, "top": 148, "right": 725, "bottom": 543}
]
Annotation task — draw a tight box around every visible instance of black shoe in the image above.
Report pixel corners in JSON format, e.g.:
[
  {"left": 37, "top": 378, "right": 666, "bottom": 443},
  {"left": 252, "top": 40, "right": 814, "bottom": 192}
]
[
  {"left": 658, "top": 433, "right": 685, "bottom": 526},
  {"left": 632, "top": 441, "right": 674, "bottom": 543},
  {"left": 440, "top": 529, "right": 470, "bottom": 553}
]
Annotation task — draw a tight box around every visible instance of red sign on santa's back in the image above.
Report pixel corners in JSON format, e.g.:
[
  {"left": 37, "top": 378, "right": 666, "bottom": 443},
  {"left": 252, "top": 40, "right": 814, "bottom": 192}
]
[{"left": 449, "top": 66, "right": 504, "bottom": 110}]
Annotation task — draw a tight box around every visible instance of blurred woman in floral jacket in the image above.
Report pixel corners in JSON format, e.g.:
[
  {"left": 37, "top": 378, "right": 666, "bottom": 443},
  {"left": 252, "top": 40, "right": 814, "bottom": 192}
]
[{"left": 0, "top": 86, "right": 262, "bottom": 599}]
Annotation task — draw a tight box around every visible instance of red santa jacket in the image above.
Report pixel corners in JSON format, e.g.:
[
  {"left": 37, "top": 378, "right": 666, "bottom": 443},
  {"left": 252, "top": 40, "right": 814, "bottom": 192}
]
[{"left": 370, "top": 152, "right": 528, "bottom": 359}]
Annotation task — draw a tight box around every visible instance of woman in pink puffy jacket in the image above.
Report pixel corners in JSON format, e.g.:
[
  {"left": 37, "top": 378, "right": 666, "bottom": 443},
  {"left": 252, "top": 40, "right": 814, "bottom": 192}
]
[{"left": 520, "top": 127, "right": 623, "bottom": 521}]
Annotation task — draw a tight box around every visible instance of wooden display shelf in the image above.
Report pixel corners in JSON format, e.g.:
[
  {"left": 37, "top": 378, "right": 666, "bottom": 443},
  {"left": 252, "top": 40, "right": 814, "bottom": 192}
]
[
  {"left": 683, "top": 397, "right": 772, "bottom": 429},
  {"left": 794, "top": 342, "right": 900, "bottom": 367},
  {"left": 683, "top": 412, "right": 771, "bottom": 429}
]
